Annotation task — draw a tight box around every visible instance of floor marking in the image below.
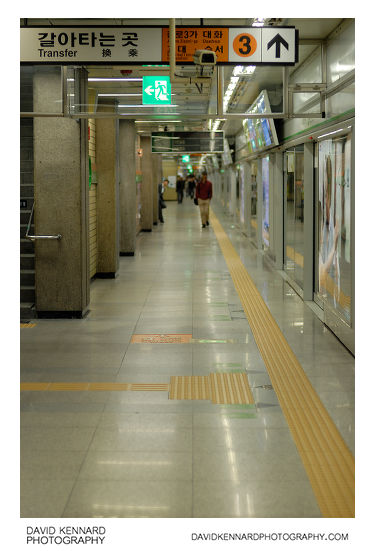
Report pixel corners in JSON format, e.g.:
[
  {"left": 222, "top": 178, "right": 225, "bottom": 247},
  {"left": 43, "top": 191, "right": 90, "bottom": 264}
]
[
  {"left": 20, "top": 323, "right": 36, "bottom": 328},
  {"left": 169, "top": 373, "right": 254, "bottom": 405},
  {"left": 20, "top": 382, "right": 170, "bottom": 392},
  {"left": 210, "top": 210, "right": 354, "bottom": 518},
  {"left": 21, "top": 373, "right": 254, "bottom": 405},
  {"left": 131, "top": 334, "right": 192, "bottom": 343}
]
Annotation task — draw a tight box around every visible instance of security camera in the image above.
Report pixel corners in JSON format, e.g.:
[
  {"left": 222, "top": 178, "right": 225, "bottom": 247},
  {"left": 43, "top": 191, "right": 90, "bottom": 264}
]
[{"left": 193, "top": 50, "right": 217, "bottom": 66}]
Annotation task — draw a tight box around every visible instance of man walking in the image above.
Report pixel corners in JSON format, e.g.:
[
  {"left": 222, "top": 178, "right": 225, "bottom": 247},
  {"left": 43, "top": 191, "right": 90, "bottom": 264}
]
[{"left": 196, "top": 171, "right": 212, "bottom": 228}]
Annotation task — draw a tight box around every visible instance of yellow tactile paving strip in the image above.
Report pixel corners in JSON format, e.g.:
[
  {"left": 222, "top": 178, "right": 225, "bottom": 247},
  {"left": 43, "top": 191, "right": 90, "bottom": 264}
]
[
  {"left": 20, "top": 323, "right": 36, "bottom": 328},
  {"left": 210, "top": 210, "right": 354, "bottom": 518},
  {"left": 169, "top": 373, "right": 254, "bottom": 404},
  {"left": 21, "top": 373, "right": 254, "bottom": 406},
  {"left": 20, "top": 382, "right": 170, "bottom": 392}
]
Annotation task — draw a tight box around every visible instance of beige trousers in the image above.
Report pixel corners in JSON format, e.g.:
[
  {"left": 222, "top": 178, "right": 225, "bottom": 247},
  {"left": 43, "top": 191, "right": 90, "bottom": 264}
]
[{"left": 198, "top": 198, "right": 210, "bottom": 225}]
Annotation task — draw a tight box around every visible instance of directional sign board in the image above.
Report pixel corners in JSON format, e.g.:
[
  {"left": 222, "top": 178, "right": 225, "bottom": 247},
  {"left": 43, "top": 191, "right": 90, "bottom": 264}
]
[
  {"left": 21, "top": 26, "right": 298, "bottom": 66},
  {"left": 142, "top": 76, "right": 171, "bottom": 105},
  {"left": 152, "top": 132, "right": 224, "bottom": 154},
  {"left": 261, "top": 28, "right": 297, "bottom": 64}
]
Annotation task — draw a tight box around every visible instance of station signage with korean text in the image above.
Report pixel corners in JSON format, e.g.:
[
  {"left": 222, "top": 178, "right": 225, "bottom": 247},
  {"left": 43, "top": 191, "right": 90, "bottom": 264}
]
[{"left": 21, "top": 26, "right": 298, "bottom": 65}]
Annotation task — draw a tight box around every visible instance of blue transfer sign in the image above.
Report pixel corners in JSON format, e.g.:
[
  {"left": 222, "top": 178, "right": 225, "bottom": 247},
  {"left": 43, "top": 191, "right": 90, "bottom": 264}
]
[{"left": 142, "top": 76, "right": 171, "bottom": 105}]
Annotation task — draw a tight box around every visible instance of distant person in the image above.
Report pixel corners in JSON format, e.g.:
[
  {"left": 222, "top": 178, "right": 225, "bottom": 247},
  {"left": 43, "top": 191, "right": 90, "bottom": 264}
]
[
  {"left": 176, "top": 175, "right": 185, "bottom": 203},
  {"left": 187, "top": 174, "right": 196, "bottom": 199},
  {"left": 196, "top": 171, "right": 212, "bottom": 228},
  {"left": 158, "top": 179, "right": 168, "bottom": 223}
]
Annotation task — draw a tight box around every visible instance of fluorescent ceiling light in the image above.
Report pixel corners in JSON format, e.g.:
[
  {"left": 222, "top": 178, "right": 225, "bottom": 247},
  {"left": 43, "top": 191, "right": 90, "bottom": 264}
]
[
  {"left": 88, "top": 77, "right": 143, "bottom": 82},
  {"left": 135, "top": 120, "right": 182, "bottom": 123},
  {"left": 98, "top": 93, "right": 142, "bottom": 97},
  {"left": 252, "top": 18, "right": 265, "bottom": 27},
  {"left": 317, "top": 128, "right": 344, "bottom": 139},
  {"left": 118, "top": 104, "right": 178, "bottom": 108}
]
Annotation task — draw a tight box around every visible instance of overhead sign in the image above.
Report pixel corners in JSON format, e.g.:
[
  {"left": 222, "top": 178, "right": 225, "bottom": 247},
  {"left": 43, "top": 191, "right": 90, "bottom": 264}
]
[
  {"left": 21, "top": 26, "right": 298, "bottom": 65},
  {"left": 20, "top": 27, "right": 162, "bottom": 63},
  {"left": 152, "top": 131, "right": 224, "bottom": 154},
  {"left": 142, "top": 76, "right": 171, "bottom": 105},
  {"left": 163, "top": 26, "right": 298, "bottom": 65}
]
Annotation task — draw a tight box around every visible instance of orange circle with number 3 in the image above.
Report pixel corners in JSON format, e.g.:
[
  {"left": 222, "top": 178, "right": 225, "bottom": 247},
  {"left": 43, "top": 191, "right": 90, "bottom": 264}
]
[{"left": 233, "top": 33, "right": 257, "bottom": 57}]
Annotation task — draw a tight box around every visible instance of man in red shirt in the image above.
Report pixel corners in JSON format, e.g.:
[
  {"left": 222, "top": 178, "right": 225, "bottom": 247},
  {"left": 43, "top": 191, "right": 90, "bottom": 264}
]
[{"left": 196, "top": 172, "right": 213, "bottom": 228}]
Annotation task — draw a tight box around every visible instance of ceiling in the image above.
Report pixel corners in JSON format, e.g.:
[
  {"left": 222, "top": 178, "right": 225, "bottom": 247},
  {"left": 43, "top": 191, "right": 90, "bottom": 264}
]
[{"left": 22, "top": 18, "right": 347, "bottom": 154}]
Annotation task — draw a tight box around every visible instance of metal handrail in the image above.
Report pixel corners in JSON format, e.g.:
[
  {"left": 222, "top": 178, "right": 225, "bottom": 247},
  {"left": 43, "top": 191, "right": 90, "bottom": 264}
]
[{"left": 25, "top": 202, "right": 62, "bottom": 241}]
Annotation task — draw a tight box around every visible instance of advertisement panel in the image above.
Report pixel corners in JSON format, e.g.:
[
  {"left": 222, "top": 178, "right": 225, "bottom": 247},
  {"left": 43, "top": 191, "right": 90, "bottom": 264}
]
[{"left": 318, "top": 134, "right": 352, "bottom": 324}]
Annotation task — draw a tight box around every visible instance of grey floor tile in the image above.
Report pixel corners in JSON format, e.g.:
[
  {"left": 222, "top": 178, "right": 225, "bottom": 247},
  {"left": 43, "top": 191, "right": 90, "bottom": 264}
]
[
  {"left": 21, "top": 479, "right": 76, "bottom": 518},
  {"left": 77, "top": 450, "right": 192, "bottom": 481},
  {"left": 63, "top": 480, "right": 193, "bottom": 517}
]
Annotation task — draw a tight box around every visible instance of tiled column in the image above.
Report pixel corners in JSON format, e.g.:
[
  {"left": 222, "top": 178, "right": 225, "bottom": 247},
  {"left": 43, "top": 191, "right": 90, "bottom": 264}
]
[
  {"left": 119, "top": 120, "right": 136, "bottom": 255},
  {"left": 96, "top": 102, "right": 119, "bottom": 276},
  {"left": 140, "top": 136, "right": 153, "bottom": 231},
  {"left": 33, "top": 67, "right": 89, "bottom": 317}
]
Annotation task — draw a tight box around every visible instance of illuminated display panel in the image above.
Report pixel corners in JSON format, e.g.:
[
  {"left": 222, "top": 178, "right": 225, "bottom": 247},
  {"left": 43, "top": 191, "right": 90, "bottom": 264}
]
[{"left": 242, "top": 90, "right": 279, "bottom": 154}]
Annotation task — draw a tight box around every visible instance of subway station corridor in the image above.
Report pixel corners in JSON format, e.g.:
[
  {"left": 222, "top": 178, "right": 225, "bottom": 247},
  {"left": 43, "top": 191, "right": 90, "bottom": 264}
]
[{"left": 20, "top": 199, "right": 354, "bottom": 519}]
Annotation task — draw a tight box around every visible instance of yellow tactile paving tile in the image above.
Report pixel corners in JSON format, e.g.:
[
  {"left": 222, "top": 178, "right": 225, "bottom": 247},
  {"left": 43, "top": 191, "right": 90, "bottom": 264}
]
[
  {"left": 169, "top": 373, "right": 254, "bottom": 405},
  {"left": 20, "top": 323, "right": 36, "bottom": 328},
  {"left": 20, "top": 383, "right": 50, "bottom": 391},
  {"left": 210, "top": 210, "right": 354, "bottom": 518},
  {"left": 169, "top": 376, "right": 211, "bottom": 401},
  {"left": 210, "top": 372, "right": 254, "bottom": 405}
]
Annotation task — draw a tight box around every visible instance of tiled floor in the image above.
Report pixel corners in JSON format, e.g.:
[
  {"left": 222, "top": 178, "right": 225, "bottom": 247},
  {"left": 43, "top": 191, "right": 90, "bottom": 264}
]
[{"left": 20, "top": 199, "right": 354, "bottom": 518}]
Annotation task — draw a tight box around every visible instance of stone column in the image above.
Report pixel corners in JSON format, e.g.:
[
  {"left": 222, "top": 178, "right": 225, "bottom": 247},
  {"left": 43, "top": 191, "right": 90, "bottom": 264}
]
[
  {"left": 33, "top": 67, "right": 89, "bottom": 317},
  {"left": 96, "top": 102, "right": 119, "bottom": 276},
  {"left": 140, "top": 136, "right": 153, "bottom": 231},
  {"left": 119, "top": 120, "right": 136, "bottom": 255}
]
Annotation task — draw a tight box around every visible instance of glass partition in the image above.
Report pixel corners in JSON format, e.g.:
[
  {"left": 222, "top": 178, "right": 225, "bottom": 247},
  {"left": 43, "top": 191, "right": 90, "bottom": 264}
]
[
  {"left": 284, "top": 145, "right": 304, "bottom": 289},
  {"left": 249, "top": 161, "right": 258, "bottom": 242},
  {"left": 262, "top": 156, "right": 270, "bottom": 249}
]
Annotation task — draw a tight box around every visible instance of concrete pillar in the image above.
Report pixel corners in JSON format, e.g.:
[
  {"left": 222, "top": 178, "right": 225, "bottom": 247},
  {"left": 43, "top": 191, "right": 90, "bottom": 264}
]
[
  {"left": 119, "top": 120, "right": 136, "bottom": 255},
  {"left": 33, "top": 67, "right": 89, "bottom": 317},
  {"left": 140, "top": 136, "right": 153, "bottom": 231},
  {"left": 95, "top": 102, "right": 119, "bottom": 277},
  {"left": 152, "top": 154, "right": 162, "bottom": 225}
]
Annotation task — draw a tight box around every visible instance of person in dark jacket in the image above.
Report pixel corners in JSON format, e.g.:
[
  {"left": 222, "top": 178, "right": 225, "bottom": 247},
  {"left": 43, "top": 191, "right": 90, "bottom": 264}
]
[
  {"left": 187, "top": 174, "right": 196, "bottom": 199},
  {"left": 176, "top": 175, "right": 185, "bottom": 203},
  {"left": 195, "top": 171, "right": 212, "bottom": 228},
  {"left": 158, "top": 179, "right": 167, "bottom": 223}
]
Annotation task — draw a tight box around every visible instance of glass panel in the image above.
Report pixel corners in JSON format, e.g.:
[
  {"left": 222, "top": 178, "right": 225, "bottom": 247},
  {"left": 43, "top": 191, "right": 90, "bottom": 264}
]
[
  {"left": 249, "top": 162, "right": 257, "bottom": 242},
  {"left": 262, "top": 156, "right": 270, "bottom": 249},
  {"left": 318, "top": 134, "right": 352, "bottom": 325},
  {"left": 294, "top": 148, "right": 304, "bottom": 288},
  {"left": 285, "top": 149, "right": 296, "bottom": 281},
  {"left": 239, "top": 165, "right": 245, "bottom": 226},
  {"left": 284, "top": 146, "right": 304, "bottom": 289}
]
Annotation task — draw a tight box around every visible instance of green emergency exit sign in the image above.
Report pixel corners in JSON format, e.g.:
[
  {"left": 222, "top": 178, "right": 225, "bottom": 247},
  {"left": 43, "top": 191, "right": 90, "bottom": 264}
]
[
  {"left": 142, "top": 76, "right": 171, "bottom": 105},
  {"left": 182, "top": 155, "right": 190, "bottom": 163}
]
